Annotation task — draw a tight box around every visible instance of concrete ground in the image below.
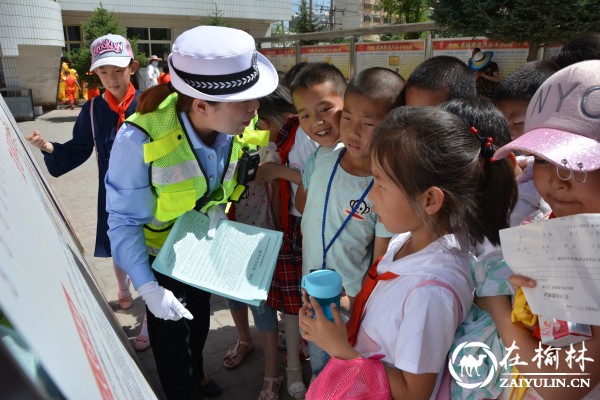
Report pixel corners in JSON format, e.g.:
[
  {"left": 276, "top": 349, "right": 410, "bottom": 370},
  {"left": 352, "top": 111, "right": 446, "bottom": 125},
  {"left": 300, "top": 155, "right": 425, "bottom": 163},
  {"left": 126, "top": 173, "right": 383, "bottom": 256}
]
[{"left": 18, "top": 108, "right": 310, "bottom": 400}]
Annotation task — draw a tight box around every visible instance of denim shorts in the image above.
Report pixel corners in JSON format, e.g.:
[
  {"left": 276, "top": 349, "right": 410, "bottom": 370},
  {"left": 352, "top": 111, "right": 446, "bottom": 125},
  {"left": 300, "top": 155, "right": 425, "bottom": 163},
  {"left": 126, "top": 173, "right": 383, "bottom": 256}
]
[{"left": 225, "top": 298, "right": 278, "bottom": 332}]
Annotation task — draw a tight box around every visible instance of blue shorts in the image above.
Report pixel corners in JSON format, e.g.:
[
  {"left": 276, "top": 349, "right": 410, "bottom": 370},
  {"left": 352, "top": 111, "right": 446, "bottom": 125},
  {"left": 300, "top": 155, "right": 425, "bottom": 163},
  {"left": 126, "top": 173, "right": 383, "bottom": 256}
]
[{"left": 225, "top": 298, "right": 278, "bottom": 332}]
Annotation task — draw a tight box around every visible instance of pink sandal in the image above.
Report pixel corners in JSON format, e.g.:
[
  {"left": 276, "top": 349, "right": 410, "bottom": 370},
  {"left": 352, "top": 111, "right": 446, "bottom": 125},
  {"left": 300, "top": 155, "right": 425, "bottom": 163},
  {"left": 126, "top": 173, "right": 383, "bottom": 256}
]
[
  {"left": 258, "top": 376, "right": 283, "bottom": 400},
  {"left": 223, "top": 339, "right": 255, "bottom": 368}
]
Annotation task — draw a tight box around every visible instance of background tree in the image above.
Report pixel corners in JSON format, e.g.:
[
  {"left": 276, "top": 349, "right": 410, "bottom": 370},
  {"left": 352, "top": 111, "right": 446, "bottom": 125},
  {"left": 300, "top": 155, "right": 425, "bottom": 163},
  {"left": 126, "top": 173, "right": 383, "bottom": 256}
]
[
  {"left": 290, "top": 0, "right": 323, "bottom": 44},
  {"left": 431, "top": 0, "right": 600, "bottom": 60},
  {"left": 206, "top": 4, "right": 229, "bottom": 27},
  {"left": 269, "top": 21, "right": 290, "bottom": 47},
  {"left": 378, "top": 0, "right": 430, "bottom": 40},
  {"left": 68, "top": 6, "right": 146, "bottom": 87}
]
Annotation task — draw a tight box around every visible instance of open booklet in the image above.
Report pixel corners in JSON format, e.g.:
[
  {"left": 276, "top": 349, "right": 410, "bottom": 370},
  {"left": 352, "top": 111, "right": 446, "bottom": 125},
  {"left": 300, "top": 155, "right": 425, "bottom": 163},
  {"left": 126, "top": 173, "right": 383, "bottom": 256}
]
[
  {"left": 152, "top": 210, "right": 283, "bottom": 306},
  {"left": 500, "top": 213, "right": 600, "bottom": 325}
]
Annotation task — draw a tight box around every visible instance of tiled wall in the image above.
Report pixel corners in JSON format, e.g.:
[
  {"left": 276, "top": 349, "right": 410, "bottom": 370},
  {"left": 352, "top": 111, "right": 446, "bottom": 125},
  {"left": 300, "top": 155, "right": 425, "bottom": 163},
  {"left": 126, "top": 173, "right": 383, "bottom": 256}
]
[
  {"left": 57, "top": 0, "right": 291, "bottom": 22},
  {"left": 0, "top": 0, "right": 64, "bottom": 104},
  {"left": 61, "top": 13, "right": 277, "bottom": 41},
  {"left": 0, "top": 0, "right": 289, "bottom": 107},
  {"left": 0, "top": 0, "right": 64, "bottom": 57}
]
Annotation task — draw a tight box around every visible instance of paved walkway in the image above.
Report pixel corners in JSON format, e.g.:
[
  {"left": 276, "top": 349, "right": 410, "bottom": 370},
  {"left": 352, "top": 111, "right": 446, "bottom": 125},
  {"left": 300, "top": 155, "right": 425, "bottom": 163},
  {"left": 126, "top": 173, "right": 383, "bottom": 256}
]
[{"left": 18, "top": 109, "right": 309, "bottom": 400}]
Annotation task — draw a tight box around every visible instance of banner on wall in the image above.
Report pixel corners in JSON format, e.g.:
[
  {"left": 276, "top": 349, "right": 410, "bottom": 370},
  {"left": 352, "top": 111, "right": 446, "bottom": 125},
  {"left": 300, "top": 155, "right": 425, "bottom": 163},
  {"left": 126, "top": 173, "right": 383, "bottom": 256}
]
[
  {"left": 432, "top": 38, "right": 529, "bottom": 79},
  {"left": 260, "top": 47, "right": 297, "bottom": 73},
  {"left": 0, "top": 96, "right": 157, "bottom": 399},
  {"left": 355, "top": 40, "right": 425, "bottom": 79},
  {"left": 300, "top": 44, "right": 351, "bottom": 78},
  {"left": 544, "top": 45, "right": 563, "bottom": 61}
]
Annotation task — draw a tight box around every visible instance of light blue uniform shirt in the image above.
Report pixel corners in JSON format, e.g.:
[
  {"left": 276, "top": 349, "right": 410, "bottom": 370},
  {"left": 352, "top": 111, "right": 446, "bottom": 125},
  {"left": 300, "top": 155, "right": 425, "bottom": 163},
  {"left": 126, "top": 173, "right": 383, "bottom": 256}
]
[
  {"left": 105, "top": 112, "right": 233, "bottom": 289},
  {"left": 300, "top": 144, "right": 392, "bottom": 297}
]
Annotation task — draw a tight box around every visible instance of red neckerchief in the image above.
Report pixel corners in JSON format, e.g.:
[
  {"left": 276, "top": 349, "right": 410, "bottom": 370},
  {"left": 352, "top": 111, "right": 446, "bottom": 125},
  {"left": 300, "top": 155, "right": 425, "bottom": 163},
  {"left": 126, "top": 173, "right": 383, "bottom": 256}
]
[
  {"left": 276, "top": 116, "right": 299, "bottom": 231},
  {"left": 105, "top": 82, "right": 136, "bottom": 132},
  {"left": 347, "top": 257, "right": 399, "bottom": 346}
]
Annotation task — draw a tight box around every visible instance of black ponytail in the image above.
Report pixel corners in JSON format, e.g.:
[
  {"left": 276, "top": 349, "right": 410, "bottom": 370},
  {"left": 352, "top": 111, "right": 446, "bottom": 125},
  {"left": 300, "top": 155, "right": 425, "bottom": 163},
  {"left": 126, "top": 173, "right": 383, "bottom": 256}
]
[{"left": 371, "top": 106, "right": 517, "bottom": 246}]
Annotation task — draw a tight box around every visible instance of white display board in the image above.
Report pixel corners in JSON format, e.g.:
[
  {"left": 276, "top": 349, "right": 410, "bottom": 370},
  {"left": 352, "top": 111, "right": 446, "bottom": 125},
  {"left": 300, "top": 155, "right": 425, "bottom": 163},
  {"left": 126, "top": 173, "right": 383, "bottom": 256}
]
[
  {"left": 355, "top": 40, "right": 425, "bottom": 79},
  {"left": 300, "top": 44, "right": 351, "bottom": 78},
  {"left": 260, "top": 47, "right": 297, "bottom": 73},
  {"left": 0, "top": 96, "right": 157, "bottom": 400},
  {"left": 432, "top": 38, "right": 530, "bottom": 79}
]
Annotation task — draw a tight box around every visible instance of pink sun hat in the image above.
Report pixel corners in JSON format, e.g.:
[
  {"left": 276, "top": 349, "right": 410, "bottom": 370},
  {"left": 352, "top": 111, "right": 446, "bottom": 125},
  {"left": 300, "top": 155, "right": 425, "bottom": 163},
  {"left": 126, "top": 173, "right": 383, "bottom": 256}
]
[
  {"left": 89, "top": 34, "right": 134, "bottom": 71},
  {"left": 494, "top": 60, "right": 600, "bottom": 171}
]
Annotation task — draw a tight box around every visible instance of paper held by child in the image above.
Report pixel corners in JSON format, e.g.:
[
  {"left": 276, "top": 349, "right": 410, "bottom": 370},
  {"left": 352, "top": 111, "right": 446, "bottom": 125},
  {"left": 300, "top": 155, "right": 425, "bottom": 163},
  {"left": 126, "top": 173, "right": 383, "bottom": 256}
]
[
  {"left": 152, "top": 210, "right": 283, "bottom": 306},
  {"left": 500, "top": 213, "right": 600, "bottom": 325}
]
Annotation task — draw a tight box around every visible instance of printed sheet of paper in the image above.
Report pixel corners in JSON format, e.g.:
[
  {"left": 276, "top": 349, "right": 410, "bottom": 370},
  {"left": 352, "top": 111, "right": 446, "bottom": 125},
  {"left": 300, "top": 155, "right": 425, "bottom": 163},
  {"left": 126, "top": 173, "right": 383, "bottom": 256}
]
[
  {"left": 152, "top": 210, "right": 283, "bottom": 306},
  {"left": 499, "top": 214, "right": 600, "bottom": 325}
]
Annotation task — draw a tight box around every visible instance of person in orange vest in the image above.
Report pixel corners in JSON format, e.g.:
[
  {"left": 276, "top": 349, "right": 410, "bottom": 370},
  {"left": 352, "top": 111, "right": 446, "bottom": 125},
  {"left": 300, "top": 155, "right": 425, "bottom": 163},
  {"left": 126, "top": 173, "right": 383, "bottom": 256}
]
[
  {"left": 70, "top": 67, "right": 80, "bottom": 101},
  {"left": 57, "top": 61, "right": 70, "bottom": 103},
  {"left": 158, "top": 64, "right": 171, "bottom": 85},
  {"left": 64, "top": 70, "right": 82, "bottom": 110}
]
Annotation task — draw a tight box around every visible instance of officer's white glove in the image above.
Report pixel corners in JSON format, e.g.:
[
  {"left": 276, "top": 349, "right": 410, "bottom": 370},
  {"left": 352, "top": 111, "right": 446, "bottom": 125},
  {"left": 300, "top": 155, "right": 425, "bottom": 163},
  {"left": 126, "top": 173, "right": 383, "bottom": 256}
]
[
  {"left": 206, "top": 205, "right": 228, "bottom": 239},
  {"left": 137, "top": 281, "right": 193, "bottom": 321}
]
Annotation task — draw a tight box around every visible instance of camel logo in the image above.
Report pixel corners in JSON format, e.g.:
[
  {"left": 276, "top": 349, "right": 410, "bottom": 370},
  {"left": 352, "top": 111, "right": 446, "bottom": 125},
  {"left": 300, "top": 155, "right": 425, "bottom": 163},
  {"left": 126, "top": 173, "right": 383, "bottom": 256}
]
[{"left": 449, "top": 341, "right": 498, "bottom": 389}]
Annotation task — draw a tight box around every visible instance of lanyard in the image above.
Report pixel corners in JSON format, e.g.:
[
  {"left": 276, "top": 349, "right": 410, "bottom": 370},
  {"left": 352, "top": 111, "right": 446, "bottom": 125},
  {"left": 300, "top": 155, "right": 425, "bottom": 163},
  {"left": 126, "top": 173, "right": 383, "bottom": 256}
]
[{"left": 321, "top": 148, "right": 374, "bottom": 269}]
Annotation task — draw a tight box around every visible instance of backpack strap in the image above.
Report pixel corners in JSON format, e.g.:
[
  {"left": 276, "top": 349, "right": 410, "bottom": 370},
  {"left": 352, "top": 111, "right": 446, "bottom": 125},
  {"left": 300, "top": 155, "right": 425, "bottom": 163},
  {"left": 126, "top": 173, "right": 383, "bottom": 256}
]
[
  {"left": 402, "top": 279, "right": 463, "bottom": 329},
  {"left": 90, "top": 97, "right": 98, "bottom": 162}
]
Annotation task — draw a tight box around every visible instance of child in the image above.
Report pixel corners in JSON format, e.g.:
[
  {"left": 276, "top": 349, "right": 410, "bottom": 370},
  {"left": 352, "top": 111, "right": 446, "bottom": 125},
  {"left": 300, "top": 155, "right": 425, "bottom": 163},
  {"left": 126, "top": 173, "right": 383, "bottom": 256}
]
[
  {"left": 404, "top": 55, "right": 476, "bottom": 106},
  {"left": 298, "top": 67, "right": 404, "bottom": 377},
  {"left": 554, "top": 32, "right": 600, "bottom": 69},
  {"left": 493, "top": 61, "right": 558, "bottom": 141},
  {"left": 64, "top": 70, "right": 82, "bottom": 110},
  {"left": 222, "top": 85, "right": 296, "bottom": 400},
  {"left": 25, "top": 34, "right": 149, "bottom": 350},
  {"left": 493, "top": 61, "right": 557, "bottom": 227},
  {"left": 256, "top": 62, "right": 346, "bottom": 399},
  {"left": 105, "top": 26, "right": 278, "bottom": 399},
  {"left": 440, "top": 97, "right": 518, "bottom": 399},
  {"left": 158, "top": 64, "right": 170, "bottom": 85},
  {"left": 480, "top": 60, "right": 600, "bottom": 399},
  {"left": 300, "top": 106, "right": 518, "bottom": 399}
]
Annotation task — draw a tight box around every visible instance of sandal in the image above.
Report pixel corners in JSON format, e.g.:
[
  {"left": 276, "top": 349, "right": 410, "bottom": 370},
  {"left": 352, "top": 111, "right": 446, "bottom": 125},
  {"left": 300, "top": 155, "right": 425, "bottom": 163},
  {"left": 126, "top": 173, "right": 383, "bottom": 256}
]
[
  {"left": 286, "top": 366, "right": 307, "bottom": 400},
  {"left": 223, "top": 339, "right": 255, "bottom": 369},
  {"left": 134, "top": 335, "right": 150, "bottom": 351},
  {"left": 258, "top": 376, "right": 283, "bottom": 400}
]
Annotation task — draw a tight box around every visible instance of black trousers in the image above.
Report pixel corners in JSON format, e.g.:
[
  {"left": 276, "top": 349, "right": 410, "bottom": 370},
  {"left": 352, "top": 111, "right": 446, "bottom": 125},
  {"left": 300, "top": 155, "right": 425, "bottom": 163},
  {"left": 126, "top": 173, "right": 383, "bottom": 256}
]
[{"left": 147, "top": 270, "right": 211, "bottom": 400}]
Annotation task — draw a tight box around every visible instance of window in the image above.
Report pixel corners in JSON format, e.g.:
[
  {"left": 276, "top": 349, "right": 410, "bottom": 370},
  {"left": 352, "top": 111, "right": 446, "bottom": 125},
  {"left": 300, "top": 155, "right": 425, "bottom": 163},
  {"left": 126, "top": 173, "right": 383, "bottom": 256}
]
[
  {"left": 63, "top": 25, "right": 82, "bottom": 53},
  {"left": 126, "top": 27, "right": 172, "bottom": 62},
  {"left": 363, "top": 14, "right": 373, "bottom": 22}
]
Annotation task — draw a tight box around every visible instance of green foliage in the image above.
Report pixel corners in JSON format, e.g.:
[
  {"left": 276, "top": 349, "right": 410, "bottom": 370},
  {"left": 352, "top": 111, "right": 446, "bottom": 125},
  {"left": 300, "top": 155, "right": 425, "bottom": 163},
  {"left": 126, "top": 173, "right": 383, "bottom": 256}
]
[
  {"left": 67, "top": 5, "right": 146, "bottom": 86},
  {"left": 207, "top": 4, "right": 229, "bottom": 27},
  {"left": 380, "top": 32, "right": 405, "bottom": 41},
  {"left": 270, "top": 22, "right": 290, "bottom": 47},
  {"left": 378, "top": 0, "right": 431, "bottom": 39},
  {"left": 431, "top": 0, "right": 600, "bottom": 60},
  {"left": 290, "top": 0, "right": 323, "bottom": 44}
]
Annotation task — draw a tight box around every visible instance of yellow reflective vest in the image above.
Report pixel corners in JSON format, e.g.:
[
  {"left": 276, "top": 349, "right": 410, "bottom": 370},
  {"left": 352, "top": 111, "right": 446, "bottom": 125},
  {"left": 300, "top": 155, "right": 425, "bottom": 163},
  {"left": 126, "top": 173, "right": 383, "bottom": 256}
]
[{"left": 126, "top": 93, "right": 268, "bottom": 254}]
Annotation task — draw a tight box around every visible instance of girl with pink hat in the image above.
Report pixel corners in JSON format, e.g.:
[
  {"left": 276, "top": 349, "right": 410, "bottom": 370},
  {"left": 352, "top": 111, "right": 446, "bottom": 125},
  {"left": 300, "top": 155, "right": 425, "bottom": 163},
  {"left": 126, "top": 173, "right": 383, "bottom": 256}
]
[
  {"left": 26, "top": 33, "right": 150, "bottom": 350},
  {"left": 479, "top": 60, "right": 600, "bottom": 400}
]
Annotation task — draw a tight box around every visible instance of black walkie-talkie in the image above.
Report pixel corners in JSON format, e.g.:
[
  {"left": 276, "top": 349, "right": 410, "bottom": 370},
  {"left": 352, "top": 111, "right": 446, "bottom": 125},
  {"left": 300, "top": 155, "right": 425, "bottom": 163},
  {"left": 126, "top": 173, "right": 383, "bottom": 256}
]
[{"left": 236, "top": 147, "right": 260, "bottom": 185}]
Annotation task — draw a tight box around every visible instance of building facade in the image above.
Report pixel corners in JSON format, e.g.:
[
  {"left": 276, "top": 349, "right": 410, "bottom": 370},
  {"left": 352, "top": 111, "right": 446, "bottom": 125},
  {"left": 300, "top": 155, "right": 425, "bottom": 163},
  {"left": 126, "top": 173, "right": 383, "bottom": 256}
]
[
  {"left": 333, "top": 0, "right": 391, "bottom": 31},
  {"left": 0, "top": 0, "right": 290, "bottom": 107}
]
